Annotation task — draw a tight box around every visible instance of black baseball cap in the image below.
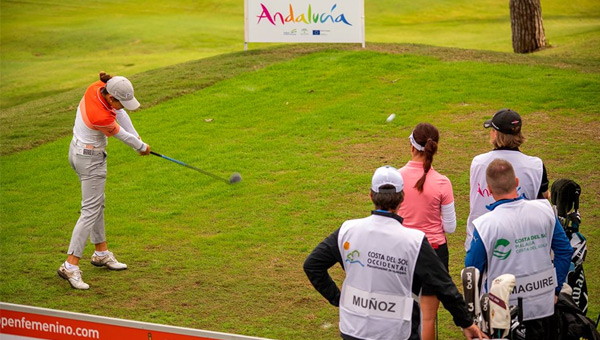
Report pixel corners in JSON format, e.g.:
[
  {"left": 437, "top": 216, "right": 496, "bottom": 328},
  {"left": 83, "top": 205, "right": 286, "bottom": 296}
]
[{"left": 483, "top": 109, "right": 522, "bottom": 135}]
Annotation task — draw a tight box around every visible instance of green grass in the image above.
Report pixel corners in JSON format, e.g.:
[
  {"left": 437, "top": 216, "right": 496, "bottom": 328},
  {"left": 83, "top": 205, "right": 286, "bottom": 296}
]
[
  {"left": 3, "top": 42, "right": 600, "bottom": 156},
  {"left": 367, "top": 0, "right": 600, "bottom": 53},
  {"left": 2, "top": 0, "right": 600, "bottom": 338},
  {"left": 0, "top": 0, "right": 242, "bottom": 109},
  {"left": 1, "top": 0, "right": 598, "bottom": 110},
  {"left": 1, "top": 49, "right": 599, "bottom": 339}
]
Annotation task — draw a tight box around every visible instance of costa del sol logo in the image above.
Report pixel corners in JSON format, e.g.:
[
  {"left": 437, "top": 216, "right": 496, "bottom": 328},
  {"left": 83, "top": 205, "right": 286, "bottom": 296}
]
[
  {"left": 493, "top": 239, "right": 512, "bottom": 260},
  {"left": 343, "top": 242, "right": 364, "bottom": 267}
]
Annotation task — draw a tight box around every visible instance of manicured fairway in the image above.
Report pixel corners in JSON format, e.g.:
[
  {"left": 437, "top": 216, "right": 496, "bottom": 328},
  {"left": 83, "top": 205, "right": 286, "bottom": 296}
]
[
  {"left": 2, "top": 0, "right": 599, "bottom": 338},
  {"left": 1, "top": 47, "right": 598, "bottom": 339},
  {"left": 1, "top": 0, "right": 597, "bottom": 110}
]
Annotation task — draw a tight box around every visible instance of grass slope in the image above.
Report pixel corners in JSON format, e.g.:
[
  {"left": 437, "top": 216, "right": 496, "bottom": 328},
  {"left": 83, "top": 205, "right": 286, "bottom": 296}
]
[
  {"left": 1, "top": 49, "right": 599, "bottom": 339},
  {"left": 1, "top": 0, "right": 598, "bottom": 109},
  {"left": 3, "top": 42, "right": 599, "bottom": 156},
  {"left": 0, "top": 0, "right": 241, "bottom": 108}
]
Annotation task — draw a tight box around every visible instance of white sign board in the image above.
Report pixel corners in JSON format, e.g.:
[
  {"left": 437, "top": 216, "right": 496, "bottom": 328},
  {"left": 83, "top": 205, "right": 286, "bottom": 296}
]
[{"left": 245, "top": 0, "right": 365, "bottom": 47}]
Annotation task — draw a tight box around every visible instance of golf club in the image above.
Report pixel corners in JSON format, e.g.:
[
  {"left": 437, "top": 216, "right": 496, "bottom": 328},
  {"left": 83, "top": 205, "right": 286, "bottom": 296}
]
[{"left": 150, "top": 151, "right": 241, "bottom": 184}]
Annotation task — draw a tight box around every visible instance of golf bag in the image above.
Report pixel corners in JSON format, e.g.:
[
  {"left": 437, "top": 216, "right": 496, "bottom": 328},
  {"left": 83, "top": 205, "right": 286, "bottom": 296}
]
[
  {"left": 551, "top": 179, "right": 589, "bottom": 315},
  {"left": 509, "top": 298, "right": 526, "bottom": 340},
  {"left": 555, "top": 288, "right": 600, "bottom": 340},
  {"left": 461, "top": 268, "right": 516, "bottom": 339},
  {"left": 508, "top": 284, "right": 600, "bottom": 340},
  {"left": 489, "top": 274, "right": 516, "bottom": 338}
]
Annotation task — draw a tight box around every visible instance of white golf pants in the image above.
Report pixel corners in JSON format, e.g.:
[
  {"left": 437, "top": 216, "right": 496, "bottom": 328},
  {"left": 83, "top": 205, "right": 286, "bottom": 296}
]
[{"left": 67, "top": 139, "right": 107, "bottom": 258}]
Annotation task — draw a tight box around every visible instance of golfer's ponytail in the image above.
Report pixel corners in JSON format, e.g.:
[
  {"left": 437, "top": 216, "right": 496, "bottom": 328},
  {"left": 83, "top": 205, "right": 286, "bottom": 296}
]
[
  {"left": 412, "top": 123, "right": 439, "bottom": 193},
  {"left": 99, "top": 71, "right": 112, "bottom": 83}
]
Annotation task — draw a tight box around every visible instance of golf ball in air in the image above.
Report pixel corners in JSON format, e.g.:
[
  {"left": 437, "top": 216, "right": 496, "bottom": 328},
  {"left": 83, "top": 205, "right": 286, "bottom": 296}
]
[{"left": 386, "top": 113, "right": 396, "bottom": 123}]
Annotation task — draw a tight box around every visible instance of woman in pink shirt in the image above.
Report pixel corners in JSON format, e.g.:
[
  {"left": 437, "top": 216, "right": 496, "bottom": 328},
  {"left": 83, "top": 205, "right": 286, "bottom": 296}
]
[{"left": 398, "top": 122, "right": 457, "bottom": 340}]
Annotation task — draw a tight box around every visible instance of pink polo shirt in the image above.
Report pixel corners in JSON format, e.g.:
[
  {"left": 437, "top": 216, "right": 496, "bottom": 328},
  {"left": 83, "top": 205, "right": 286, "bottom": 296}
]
[{"left": 397, "top": 161, "right": 454, "bottom": 246}]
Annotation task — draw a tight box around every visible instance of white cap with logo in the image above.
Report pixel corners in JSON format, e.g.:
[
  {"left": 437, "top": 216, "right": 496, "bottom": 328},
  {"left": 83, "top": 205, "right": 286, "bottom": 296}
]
[
  {"left": 371, "top": 166, "right": 404, "bottom": 193},
  {"left": 106, "top": 76, "right": 140, "bottom": 111}
]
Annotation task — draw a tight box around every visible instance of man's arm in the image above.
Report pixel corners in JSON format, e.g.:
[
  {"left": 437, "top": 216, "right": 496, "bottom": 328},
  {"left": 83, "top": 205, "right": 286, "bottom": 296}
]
[
  {"left": 538, "top": 164, "right": 550, "bottom": 199},
  {"left": 551, "top": 217, "right": 574, "bottom": 294},
  {"left": 415, "top": 237, "right": 473, "bottom": 329},
  {"left": 465, "top": 228, "right": 487, "bottom": 274},
  {"left": 303, "top": 228, "right": 343, "bottom": 307}
]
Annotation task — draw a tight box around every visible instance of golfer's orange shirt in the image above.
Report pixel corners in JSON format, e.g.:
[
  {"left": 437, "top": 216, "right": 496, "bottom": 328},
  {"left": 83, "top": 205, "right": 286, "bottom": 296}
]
[{"left": 79, "top": 80, "right": 121, "bottom": 137}]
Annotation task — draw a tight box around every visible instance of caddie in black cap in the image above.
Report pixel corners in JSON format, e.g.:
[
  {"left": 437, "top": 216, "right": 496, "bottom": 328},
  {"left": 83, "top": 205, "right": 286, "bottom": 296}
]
[
  {"left": 483, "top": 109, "right": 522, "bottom": 135},
  {"left": 465, "top": 107, "right": 551, "bottom": 253}
]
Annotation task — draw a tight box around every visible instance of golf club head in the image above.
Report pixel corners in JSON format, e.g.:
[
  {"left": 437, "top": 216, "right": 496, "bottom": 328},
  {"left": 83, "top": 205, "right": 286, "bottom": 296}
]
[{"left": 229, "top": 172, "right": 242, "bottom": 184}]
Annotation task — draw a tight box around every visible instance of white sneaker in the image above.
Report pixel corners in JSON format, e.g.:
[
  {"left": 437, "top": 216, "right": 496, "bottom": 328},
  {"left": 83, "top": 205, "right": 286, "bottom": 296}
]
[
  {"left": 57, "top": 263, "right": 90, "bottom": 290},
  {"left": 91, "top": 251, "right": 127, "bottom": 270}
]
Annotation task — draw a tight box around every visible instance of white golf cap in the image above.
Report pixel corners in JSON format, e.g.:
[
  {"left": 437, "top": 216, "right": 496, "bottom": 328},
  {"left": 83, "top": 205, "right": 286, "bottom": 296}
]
[
  {"left": 371, "top": 166, "right": 404, "bottom": 193},
  {"left": 106, "top": 76, "right": 140, "bottom": 110}
]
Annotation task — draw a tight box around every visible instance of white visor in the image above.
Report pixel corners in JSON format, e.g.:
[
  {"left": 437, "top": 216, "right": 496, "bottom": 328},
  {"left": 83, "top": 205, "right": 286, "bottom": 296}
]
[{"left": 409, "top": 133, "right": 424, "bottom": 151}]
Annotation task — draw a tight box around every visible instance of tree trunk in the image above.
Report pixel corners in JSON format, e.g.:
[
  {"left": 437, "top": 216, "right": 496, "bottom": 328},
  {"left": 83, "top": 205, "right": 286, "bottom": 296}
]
[{"left": 509, "top": 0, "right": 546, "bottom": 53}]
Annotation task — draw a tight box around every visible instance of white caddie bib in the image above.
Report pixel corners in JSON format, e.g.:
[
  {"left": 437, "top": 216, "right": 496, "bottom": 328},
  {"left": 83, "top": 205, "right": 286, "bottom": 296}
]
[
  {"left": 342, "top": 285, "right": 413, "bottom": 321},
  {"left": 337, "top": 214, "right": 424, "bottom": 340},
  {"left": 512, "top": 267, "right": 557, "bottom": 298},
  {"left": 466, "top": 150, "right": 543, "bottom": 250},
  {"left": 475, "top": 199, "right": 556, "bottom": 321}
]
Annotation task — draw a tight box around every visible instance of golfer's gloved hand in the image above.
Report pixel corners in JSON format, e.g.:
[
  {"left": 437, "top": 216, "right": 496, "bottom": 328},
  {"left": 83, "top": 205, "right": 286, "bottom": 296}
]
[{"left": 139, "top": 144, "right": 151, "bottom": 156}]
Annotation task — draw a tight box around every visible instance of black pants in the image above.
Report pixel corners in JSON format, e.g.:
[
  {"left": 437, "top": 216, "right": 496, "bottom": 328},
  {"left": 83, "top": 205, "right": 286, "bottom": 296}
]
[
  {"left": 421, "top": 243, "right": 449, "bottom": 295},
  {"left": 434, "top": 243, "right": 449, "bottom": 271},
  {"left": 522, "top": 315, "right": 556, "bottom": 340}
]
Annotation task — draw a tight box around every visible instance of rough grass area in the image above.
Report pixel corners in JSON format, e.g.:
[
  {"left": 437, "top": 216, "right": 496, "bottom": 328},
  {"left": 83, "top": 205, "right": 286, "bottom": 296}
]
[{"left": 1, "top": 49, "right": 599, "bottom": 340}]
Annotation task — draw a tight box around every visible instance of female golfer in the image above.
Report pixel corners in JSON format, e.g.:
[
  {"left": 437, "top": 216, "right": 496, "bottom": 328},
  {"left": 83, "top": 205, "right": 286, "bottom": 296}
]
[
  {"left": 58, "top": 72, "right": 150, "bottom": 289},
  {"left": 397, "top": 123, "right": 457, "bottom": 340}
]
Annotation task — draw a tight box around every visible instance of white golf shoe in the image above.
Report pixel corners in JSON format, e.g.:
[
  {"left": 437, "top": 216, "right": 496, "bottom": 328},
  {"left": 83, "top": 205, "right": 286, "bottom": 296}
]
[
  {"left": 57, "top": 263, "right": 90, "bottom": 290},
  {"left": 91, "top": 251, "right": 128, "bottom": 270}
]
